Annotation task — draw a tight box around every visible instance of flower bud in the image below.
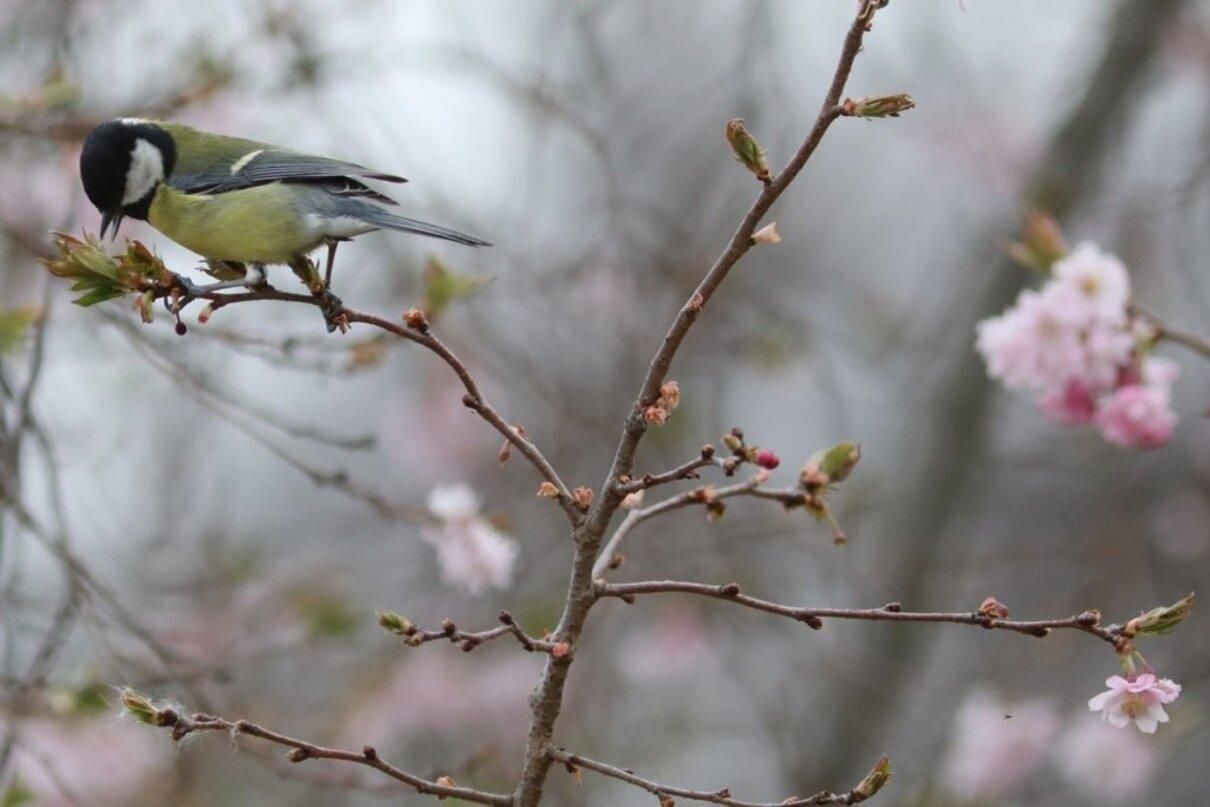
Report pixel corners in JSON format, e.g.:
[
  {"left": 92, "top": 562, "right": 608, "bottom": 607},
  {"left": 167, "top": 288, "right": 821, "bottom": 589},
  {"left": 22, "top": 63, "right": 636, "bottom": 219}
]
[
  {"left": 643, "top": 405, "right": 669, "bottom": 426},
  {"left": 658, "top": 380, "right": 680, "bottom": 406},
  {"left": 1006, "top": 210, "right": 1068, "bottom": 271},
  {"left": 133, "top": 291, "right": 154, "bottom": 324},
  {"left": 721, "top": 433, "right": 743, "bottom": 453},
  {"left": 376, "top": 610, "right": 414, "bottom": 635},
  {"left": 1123, "top": 593, "right": 1194, "bottom": 638},
  {"left": 572, "top": 486, "right": 594, "bottom": 511},
  {"left": 751, "top": 222, "right": 781, "bottom": 245},
  {"left": 852, "top": 756, "right": 892, "bottom": 801},
  {"left": 754, "top": 449, "right": 780, "bottom": 470},
  {"left": 978, "top": 596, "right": 1010, "bottom": 620},
  {"left": 621, "top": 490, "right": 645, "bottom": 510},
  {"left": 724, "top": 118, "right": 772, "bottom": 183},
  {"left": 841, "top": 93, "right": 915, "bottom": 119},
  {"left": 403, "top": 307, "right": 430, "bottom": 331},
  {"left": 536, "top": 481, "right": 560, "bottom": 499}
]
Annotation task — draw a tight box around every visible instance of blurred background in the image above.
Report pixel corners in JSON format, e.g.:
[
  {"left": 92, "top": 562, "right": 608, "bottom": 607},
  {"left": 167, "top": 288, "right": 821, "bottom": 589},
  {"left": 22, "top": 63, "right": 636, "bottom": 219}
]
[{"left": 1, "top": 1, "right": 1208, "bottom": 805}]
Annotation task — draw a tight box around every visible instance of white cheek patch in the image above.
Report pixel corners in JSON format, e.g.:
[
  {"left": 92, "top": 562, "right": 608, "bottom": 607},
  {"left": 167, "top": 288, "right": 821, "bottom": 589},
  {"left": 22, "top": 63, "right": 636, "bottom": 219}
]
[{"left": 121, "top": 138, "right": 165, "bottom": 206}]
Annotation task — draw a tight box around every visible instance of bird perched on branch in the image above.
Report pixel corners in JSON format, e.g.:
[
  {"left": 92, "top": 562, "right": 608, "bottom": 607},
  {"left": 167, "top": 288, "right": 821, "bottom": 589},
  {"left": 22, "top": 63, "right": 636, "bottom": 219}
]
[{"left": 78, "top": 118, "right": 489, "bottom": 329}]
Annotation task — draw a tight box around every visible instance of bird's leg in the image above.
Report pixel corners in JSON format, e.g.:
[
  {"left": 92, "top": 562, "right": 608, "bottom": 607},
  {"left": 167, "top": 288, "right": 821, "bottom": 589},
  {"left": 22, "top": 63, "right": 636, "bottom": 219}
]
[
  {"left": 290, "top": 255, "right": 347, "bottom": 334},
  {"left": 324, "top": 238, "right": 339, "bottom": 289}
]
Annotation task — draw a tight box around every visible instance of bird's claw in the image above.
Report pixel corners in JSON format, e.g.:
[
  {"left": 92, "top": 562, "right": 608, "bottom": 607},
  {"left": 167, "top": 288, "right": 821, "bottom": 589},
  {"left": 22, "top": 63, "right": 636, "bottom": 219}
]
[{"left": 318, "top": 289, "right": 348, "bottom": 334}]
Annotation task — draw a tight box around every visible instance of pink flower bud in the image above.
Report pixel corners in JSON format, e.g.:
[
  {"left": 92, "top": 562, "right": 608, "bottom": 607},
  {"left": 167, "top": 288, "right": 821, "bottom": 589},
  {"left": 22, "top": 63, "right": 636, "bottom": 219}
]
[{"left": 754, "top": 449, "right": 780, "bottom": 470}]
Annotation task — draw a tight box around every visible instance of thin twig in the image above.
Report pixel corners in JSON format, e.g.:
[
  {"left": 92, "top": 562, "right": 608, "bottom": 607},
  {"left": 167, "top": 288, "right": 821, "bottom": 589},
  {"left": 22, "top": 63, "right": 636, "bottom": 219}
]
[
  {"left": 392, "top": 611, "right": 562, "bottom": 655},
  {"left": 152, "top": 709, "right": 513, "bottom": 806},
  {"left": 618, "top": 452, "right": 721, "bottom": 493},
  {"left": 548, "top": 748, "right": 867, "bottom": 806},
  {"left": 1130, "top": 304, "right": 1210, "bottom": 360},
  {"left": 146, "top": 287, "right": 582, "bottom": 525},
  {"left": 592, "top": 475, "right": 801, "bottom": 579},
  {"left": 596, "top": 580, "right": 1124, "bottom": 647}
]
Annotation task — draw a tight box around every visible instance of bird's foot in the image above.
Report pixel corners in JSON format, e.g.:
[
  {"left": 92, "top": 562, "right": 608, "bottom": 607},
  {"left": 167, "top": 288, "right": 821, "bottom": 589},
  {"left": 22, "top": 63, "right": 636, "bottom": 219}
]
[{"left": 316, "top": 288, "right": 348, "bottom": 334}]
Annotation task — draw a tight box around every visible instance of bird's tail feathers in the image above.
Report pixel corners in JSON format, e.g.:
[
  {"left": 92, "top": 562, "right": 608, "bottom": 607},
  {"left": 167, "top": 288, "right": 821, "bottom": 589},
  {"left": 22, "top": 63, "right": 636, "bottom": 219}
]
[{"left": 359, "top": 207, "right": 490, "bottom": 247}]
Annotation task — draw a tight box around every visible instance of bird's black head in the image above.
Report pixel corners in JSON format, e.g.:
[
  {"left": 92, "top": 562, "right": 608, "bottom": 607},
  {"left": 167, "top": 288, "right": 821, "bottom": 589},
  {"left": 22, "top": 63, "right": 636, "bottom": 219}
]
[{"left": 79, "top": 119, "right": 176, "bottom": 238}]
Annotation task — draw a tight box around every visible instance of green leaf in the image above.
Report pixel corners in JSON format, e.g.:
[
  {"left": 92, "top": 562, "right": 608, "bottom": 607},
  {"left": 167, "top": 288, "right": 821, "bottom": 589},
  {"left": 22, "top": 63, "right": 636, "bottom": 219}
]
[
  {"left": 423, "top": 256, "right": 492, "bottom": 321},
  {"left": 72, "top": 287, "right": 126, "bottom": 307},
  {"left": 0, "top": 308, "right": 40, "bottom": 355}
]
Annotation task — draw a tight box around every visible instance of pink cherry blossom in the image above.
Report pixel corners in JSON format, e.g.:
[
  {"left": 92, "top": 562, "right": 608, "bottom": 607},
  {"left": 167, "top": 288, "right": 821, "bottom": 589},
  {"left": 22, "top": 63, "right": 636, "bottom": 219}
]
[
  {"left": 1051, "top": 242, "right": 1130, "bottom": 324},
  {"left": 1088, "top": 673, "right": 1181, "bottom": 734},
  {"left": 1058, "top": 717, "right": 1157, "bottom": 802},
  {"left": 1095, "top": 385, "right": 1176, "bottom": 450},
  {"left": 422, "top": 483, "right": 518, "bottom": 595},
  {"left": 1039, "top": 378, "right": 1097, "bottom": 425},
  {"left": 976, "top": 242, "right": 1183, "bottom": 449}
]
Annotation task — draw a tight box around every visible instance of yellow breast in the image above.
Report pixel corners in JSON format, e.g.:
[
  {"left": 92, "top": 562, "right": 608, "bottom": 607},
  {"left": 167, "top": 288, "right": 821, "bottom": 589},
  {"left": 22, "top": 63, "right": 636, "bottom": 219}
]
[{"left": 147, "top": 184, "right": 322, "bottom": 265}]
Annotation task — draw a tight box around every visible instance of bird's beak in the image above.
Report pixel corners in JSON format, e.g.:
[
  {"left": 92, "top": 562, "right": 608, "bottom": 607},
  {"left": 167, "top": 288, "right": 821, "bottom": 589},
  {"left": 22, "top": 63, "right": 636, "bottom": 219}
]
[{"left": 100, "top": 211, "right": 124, "bottom": 240}]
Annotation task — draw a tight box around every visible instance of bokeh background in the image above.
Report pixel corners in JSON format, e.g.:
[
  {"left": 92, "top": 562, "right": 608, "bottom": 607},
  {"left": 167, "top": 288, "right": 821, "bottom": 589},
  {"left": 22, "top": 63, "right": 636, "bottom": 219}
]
[{"left": 1, "top": 1, "right": 1208, "bottom": 805}]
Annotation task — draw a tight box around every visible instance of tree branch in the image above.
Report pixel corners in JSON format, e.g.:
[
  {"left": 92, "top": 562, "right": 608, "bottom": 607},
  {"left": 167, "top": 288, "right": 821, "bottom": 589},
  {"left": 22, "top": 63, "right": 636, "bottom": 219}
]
[
  {"left": 146, "top": 707, "right": 513, "bottom": 806},
  {"left": 142, "top": 284, "right": 583, "bottom": 525},
  {"left": 548, "top": 748, "right": 872, "bottom": 806},
  {"left": 512, "top": 5, "right": 888, "bottom": 805},
  {"left": 596, "top": 580, "right": 1125, "bottom": 647},
  {"left": 387, "top": 610, "right": 563, "bottom": 655},
  {"left": 619, "top": 449, "right": 721, "bottom": 493},
  {"left": 1129, "top": 304, "right": 1210, "bottom": 360},
  {"left": 592, "top": 475, "right": 804, "bottom": 579}
]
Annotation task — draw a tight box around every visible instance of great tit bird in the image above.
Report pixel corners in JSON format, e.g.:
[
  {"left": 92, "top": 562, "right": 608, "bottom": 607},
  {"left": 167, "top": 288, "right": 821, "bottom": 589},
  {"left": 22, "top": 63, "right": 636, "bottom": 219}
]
[{"left": 78, "top": 118, "right": 488, "bottom": 324}]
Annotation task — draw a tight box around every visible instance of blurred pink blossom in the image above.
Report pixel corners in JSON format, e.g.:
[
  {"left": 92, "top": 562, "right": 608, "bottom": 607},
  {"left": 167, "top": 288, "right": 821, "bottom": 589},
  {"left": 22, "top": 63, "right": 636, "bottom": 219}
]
[
  {"left": 976, "top": 242, "right": 1180, "bottom": 449},
  {"left": 617, "top": 606, "right": 714, "bottom": 681},
  {"left": 940, "top": 690, "right": 1059, "bottom": 801},
  {"left": 1088, "top": 673, "right": 1181, "bottom": 734},
  {"left": 1058, "top": 717, "right": 1157, "bottom": 801},
  {"left": 0, "top": 715, "right": 168, "bottom": 806},
  {"left": 422, "top": 483, "right": 518, "bottom": 595},
  {"left": 1095, "top": 384, "right": 1176, "bottom": 450},
  {"left": 339, "top": 653, "right": 535, "bottom": 748}
]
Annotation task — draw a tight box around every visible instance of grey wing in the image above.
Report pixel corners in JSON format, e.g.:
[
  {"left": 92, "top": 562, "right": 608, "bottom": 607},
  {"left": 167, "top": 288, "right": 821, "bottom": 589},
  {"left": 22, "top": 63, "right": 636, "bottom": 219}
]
[{"left": 169, "top": 149, "right": 407, "bottom": 205}]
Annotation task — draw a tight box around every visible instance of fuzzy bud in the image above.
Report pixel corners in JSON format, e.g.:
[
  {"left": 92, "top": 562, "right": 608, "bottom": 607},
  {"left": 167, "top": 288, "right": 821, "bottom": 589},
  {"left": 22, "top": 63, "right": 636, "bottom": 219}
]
[
  {"left": 841, "top": 93, "right": 915, "bottom": 119},
  {"left": 751, "top": 222, "right": 781, "bottom": 245},
  {"left": 805, "top": 441, "right": 861, "bottom": 486},
  {"left": 643, "top": 406, "right": 669, "bottom": 426},
  {"left": 978, "top": 596, "right": 1010, "bottom": 620},
  {"left": 621, "top": 490, "right": 645, "bottom": 510},
  {"left": 572, "top": 486, "right": 594, "bottom": 511},
  {"left": 376, "top": 610, "right": 414, "bottom": 635},
  {"left": 1124, "top": 593, "right": 1195, "bottom": 638},
  {"left": 536, "top": 481, "right": 560, "bottom": 499},
  {"left": 721, "top": 433, "right": 743, "bottom": 453},
  {"left": 121, "top": 689, "right": 173, "bottom": 727},
  {"left": 724, "top": 118, "right": 771, "bottom": 182},
  {"left": 852, "top": 756, "right": 892, "bottom": 801},
  {"left": 658, "top": 380, "right": 680, "bottom": 409},
  {"left": 403, "top": 307, "right": 430, "bottom": 331}
]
